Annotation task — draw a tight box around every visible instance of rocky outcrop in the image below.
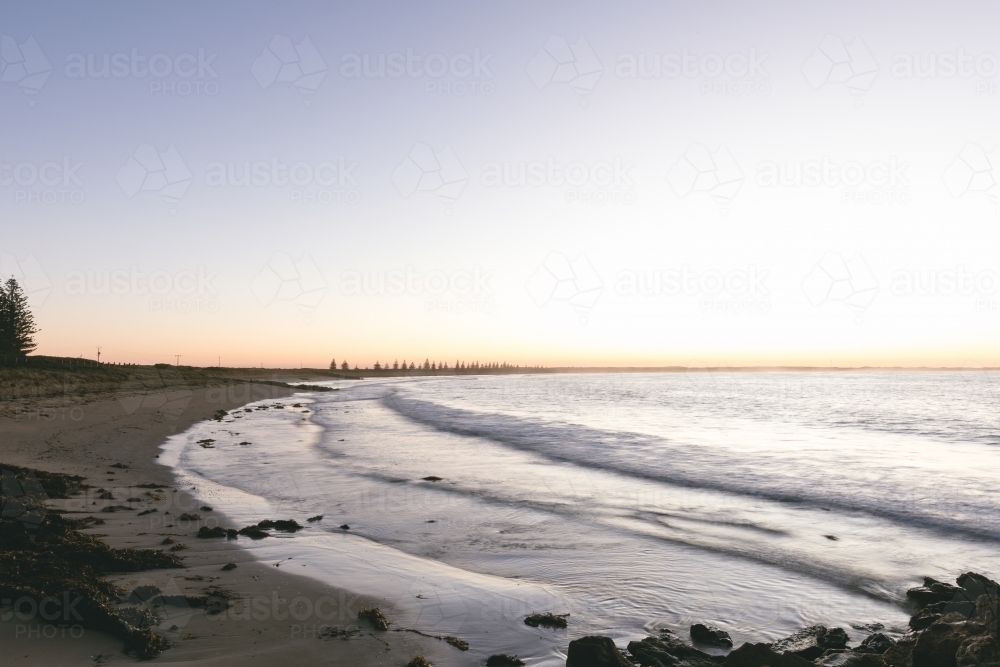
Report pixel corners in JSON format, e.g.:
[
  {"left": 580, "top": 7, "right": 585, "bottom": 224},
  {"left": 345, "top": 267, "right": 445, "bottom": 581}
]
[
  {"left": 814, "top": 651, "right": 884, "bottom": 666},
  {"left": 856, "top": 632, "right": 895, "bottom": 654},
  {"left": 720, "top": 643, "right": 812, "bottom": 666},
  {"left": 771, "top": 625, "right": 849, "bottom": 660},
  {"left": 566, "top": 636, "right": 633, "bottom": 667},
  {"left": 911, "top": 614, "right": 993, "bottom": 667},
  {"left": 691, "top": 623, "right": 734, "bottom": 647},
  {"left": 626, "top": 631, "right": 722, "bottom": 667}
]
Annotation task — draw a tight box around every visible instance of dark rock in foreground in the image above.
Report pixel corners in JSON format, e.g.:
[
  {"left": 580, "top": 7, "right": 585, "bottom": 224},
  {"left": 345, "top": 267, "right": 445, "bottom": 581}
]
[
  {"left": 720, "top": 643, "right": 812, "bottom": 666},
  {"left": 566, "top": 636, "right": 633, "bottom": 667},
  {"left": 691, "top": 623, "right": 733, "bottom": 647},
  {"left": 627, "top": 631, "right": 722, "bottom": 666},
  {"left": 771, "top": 625, "right": 849, "bottom": 660},
  {"left": 486, "top": 654, "right": 525, "bottom": 666},
  {"left": 855, "top": 632, "right": 895, "bottom": 654},
  {"left": 813, "top": 649, "right": 884, "bottom": 666},
  {"left": 911, "top": 613, "right": 994, "bottom": 667},
  {"left": 907, "top": 577, "right": 962, "bottom": 606}
]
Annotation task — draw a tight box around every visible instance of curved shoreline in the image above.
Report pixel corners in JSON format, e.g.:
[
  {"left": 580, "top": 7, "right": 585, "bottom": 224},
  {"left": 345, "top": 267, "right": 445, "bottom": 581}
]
[{"left": 0, "top": 381, "right": 459, "bottom": 666}]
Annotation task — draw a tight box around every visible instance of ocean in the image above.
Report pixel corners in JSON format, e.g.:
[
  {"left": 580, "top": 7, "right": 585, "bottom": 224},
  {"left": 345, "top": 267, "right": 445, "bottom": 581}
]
[{"left": 160, "top": 371, "right": 1000, "bottom": 665}]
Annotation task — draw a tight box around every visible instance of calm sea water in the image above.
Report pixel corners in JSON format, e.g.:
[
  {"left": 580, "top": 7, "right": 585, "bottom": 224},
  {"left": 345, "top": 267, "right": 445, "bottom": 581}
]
[{"left": 162, "top": 371, "right": 1000, "bottom": 665}]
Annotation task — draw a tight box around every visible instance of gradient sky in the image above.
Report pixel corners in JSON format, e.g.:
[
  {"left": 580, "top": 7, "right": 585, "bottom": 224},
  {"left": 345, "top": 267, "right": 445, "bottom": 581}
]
[{"left": 1, "top": 1, "right": 998, "bottom": 368}]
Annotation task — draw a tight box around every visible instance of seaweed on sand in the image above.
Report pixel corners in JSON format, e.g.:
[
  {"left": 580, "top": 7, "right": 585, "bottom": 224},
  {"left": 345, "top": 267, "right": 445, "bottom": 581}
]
[
  {"left": 358, "top": 605, "right": 390, "bottom": 630},
  {"left": 256, "top": 519, "right": 303, "bottom": 532},
  {"left": 0, "top": 513, "right": 183, "bottom": 659}
]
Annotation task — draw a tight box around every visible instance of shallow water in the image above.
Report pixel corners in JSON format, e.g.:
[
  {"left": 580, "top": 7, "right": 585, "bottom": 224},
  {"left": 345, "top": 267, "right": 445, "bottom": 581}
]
[{"left": 163, "top": 371, "right": 1000, "bottom": 665}]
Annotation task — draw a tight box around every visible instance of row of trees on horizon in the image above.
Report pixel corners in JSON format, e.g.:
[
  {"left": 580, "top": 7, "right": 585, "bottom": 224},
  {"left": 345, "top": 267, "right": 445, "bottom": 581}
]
[
  {"left": 329, "top": 358, "right": 542, "bottom": 372},
  {"left": 0, "top": 278, "right": 39, "bottom": 361}
]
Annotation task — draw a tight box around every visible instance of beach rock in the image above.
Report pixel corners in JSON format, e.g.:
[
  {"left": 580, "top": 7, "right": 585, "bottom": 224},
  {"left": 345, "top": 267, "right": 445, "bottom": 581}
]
[
  {"left": 221, "top": 562, "right": 237, "bottom": 571},
  {"left": 720, "top": 642, "right": 812, "bottom": 666},
  {"left": 908, "top": 577, "right": 963, "bottom": 607},
  {"left": 566, "top": 636, "right": 633, "bottom": 667},
  {"left": 954, "top": 633, "right": 1000, "bottom": 665},
  {"left": 307, "top": 515, "right": 323, "bottom": 522},
  {"left": 881, "top": 632, "right": 919, "bottom": 667},
  {"left": 691, "top": 623, "right": 733, "bottom": 647},
  {"left": 196, "top": 526, "right": 228, "bottom": 538},
  {"left": 855, "top": 632, "right": 895, "bottom": 654},
  {"left": 771, "top": 625, "right": 849, "bottom": 660},
  {"left": 256, "top": 519, "right": 302, "bottom": 532},
  {"left": 625, "top": 636, "right": 681, "bottom": 666},
  {"left": 814, "top": 650, "right": 885, "bottom": 666},
  {"left": 911, "top": 614, "right": 991, "bottom": 667},
  {"left": 486, "top": 655, "right": 526, "bottom": 666},
  {"left": 911, "top": 601, "right": 947, "bottom": 630},
  {"left": 524, "top": 612, "right": 568, "bottom": 629},
  {"left": 626, "top": 634, "right": 719, "bottom": 667},
  {"left": 404, "top": 657, "right": 432, "bottom": 667}
]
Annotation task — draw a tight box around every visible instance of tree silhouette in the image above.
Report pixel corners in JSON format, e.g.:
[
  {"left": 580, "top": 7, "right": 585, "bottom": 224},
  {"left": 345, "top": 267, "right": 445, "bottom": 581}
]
[
  {"left": 1, "top": 278, "right": 39, "bottom": 359},
  {"left": 341, "top": 361, "right": 349, "bottom": 371},
  {"left": 393, "top": 359, "right": 399, "bottom": 370},
  {"left": 330, "top": 358, "right": 336, "bottom": 370}
]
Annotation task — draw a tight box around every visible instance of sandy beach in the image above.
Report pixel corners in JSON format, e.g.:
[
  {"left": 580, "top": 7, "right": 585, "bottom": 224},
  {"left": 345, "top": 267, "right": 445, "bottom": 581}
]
[{"left": 0, "top": 377, "right": 457, "bottom": 667}]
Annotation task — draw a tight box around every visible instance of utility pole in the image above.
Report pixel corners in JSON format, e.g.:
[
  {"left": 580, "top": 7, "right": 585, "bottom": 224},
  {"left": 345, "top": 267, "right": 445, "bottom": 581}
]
[
  {"left": 96, "top": 346, "right": 102, "bottom": 365},
  {"left": 175, "top": 355, "right": 181, "bottom": 366}
]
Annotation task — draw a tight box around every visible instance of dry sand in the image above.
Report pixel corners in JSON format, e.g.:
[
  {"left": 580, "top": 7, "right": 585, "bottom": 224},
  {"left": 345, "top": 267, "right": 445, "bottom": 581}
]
[{"left": 0, "top": 380, "right": 458, "bottom": 666}]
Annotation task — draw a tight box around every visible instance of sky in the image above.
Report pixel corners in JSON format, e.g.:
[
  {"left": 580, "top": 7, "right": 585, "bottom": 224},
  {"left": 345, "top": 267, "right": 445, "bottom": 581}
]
[{"left": 1, "top": 0, "right": 998, "bottom": 368}]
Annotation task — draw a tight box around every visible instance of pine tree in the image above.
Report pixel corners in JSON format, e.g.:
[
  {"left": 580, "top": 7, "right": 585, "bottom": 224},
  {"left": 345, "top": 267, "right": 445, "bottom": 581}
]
[
  {"left": 393, "top": 359, "right": 399, "bottom": 370},
  {"left": 1, "top": 278, "right": 39, "bottom": 358},
  {"left": 341, "top": 361, "right": 349, "bottom": 370},
  {"left": 330, "top": 358, "right": 337, "bottom": 370}
]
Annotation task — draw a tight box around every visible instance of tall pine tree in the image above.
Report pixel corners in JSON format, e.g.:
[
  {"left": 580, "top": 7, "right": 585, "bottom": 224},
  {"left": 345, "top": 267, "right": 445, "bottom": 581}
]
[{"left": 1, "top": 278, "right": 39, "bottom": 359}]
